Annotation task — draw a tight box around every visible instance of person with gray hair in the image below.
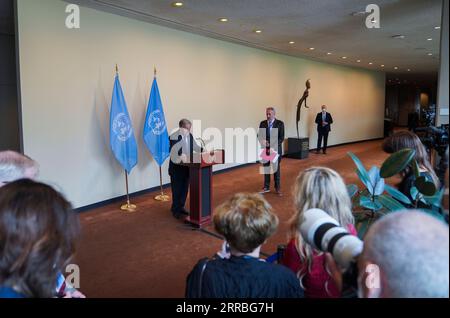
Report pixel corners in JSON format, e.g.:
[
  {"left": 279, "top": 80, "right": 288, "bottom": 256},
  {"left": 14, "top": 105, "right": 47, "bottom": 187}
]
[
  {"left": 0, "top": 150, "right": 39, "bottom": 187},
  {"left": 326, "top": 211, "right": 449, "bottom": 298}
]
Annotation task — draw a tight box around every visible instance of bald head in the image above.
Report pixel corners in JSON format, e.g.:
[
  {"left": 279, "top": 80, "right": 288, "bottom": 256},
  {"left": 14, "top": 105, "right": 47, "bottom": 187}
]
[
  {"left": 0, "top": 151, "right": 39, "bottom": 187},
  {"left": 360, "top": 211, "right": 449, "bottom": 298}
]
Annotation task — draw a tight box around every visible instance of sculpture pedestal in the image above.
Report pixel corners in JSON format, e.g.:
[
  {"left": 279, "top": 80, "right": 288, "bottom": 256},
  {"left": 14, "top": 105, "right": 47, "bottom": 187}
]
[{"left": 285, "top": 137, "right": 309, "bottom": 159}]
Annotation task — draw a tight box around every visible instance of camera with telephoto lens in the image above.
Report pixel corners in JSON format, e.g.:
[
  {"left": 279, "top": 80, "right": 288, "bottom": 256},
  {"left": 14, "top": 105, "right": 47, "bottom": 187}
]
[{"left": 300, "top": 208, "right": 364, "bottom": 296}]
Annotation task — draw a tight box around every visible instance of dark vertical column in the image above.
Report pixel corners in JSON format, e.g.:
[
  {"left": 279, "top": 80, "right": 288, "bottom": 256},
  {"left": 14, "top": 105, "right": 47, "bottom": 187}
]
[{"left": 0, "top": 0, "right": 20, "bottom": 151}]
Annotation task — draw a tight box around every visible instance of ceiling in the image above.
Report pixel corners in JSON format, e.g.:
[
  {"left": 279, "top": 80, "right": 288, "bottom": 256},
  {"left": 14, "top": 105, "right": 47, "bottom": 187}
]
[{"left": 72, "top": 0, "right": 443, "bottom": 84}]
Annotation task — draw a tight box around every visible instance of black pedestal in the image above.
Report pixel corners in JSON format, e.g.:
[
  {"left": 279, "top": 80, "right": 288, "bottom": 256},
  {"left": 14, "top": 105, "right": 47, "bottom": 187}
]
[{"left": 286, "top": 137, "right": 309, "bottom": 159}]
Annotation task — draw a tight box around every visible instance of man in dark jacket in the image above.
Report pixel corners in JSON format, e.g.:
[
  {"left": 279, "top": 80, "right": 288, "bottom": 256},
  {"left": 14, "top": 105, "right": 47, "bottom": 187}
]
[
  {"left": 315, "top": 105, "right": 333, "bottom": 154},
  {"left": 258, "top": 107, "right": 285, "bottom": 196},
  {"left": 169, "top": 119, "right": 202, "bottom": 219}
]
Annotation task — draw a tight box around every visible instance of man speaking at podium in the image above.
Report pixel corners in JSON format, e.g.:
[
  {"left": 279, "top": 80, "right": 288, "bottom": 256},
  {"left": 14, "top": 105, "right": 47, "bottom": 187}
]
[{"left": 169, "top": 119, "right": 203, "bottom": 220}]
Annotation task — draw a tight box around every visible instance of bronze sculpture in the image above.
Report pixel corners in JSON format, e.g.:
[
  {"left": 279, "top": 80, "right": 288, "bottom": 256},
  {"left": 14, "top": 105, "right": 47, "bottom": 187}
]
[{"left": 296, "top": 79, "right": 310, "bottom": 139}]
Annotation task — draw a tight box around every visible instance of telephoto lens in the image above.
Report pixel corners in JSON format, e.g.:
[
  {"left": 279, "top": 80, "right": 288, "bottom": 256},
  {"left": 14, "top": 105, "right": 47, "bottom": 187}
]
[{"left": 299, "top": 208, "right": 364, "bottom": 271}]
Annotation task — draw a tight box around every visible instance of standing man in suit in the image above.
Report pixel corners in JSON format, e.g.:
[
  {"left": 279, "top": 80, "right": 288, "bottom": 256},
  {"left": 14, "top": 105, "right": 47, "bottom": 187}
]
[
  {"left": 259, "top": 107, "right": 285, "bottom": 196},
  {"left": 169, "top": 119, "right": 202, "bottom": 219},
  {"left": 315, "top": 105, "right": 333, "bottom": 154}
]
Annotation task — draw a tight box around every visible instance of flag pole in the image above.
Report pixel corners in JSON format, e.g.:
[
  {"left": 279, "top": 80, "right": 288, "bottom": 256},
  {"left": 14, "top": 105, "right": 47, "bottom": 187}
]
[
  {"left": 121, "top": 170, "right": 137, "bottom": 212},
  {"left": 155, "top": 166, "right": 170, "bottom": 201},
  {"left": 153, "top": 67, "right": 170, "bottom": 202}
]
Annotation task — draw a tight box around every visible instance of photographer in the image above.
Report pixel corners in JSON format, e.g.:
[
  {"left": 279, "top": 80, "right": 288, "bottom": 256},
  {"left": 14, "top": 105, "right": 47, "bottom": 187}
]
[
  {"left": 324, "top": 211, "right": 449, "bottom": 298},
  {"left": 382, "top": 131, "right": 440, "bottom": 203}
]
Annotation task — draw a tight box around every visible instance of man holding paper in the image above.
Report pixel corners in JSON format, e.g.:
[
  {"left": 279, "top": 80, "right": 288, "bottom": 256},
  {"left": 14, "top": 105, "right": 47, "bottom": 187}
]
[{"left": 258, "top": 107, "right": 285, "bottom": 196}]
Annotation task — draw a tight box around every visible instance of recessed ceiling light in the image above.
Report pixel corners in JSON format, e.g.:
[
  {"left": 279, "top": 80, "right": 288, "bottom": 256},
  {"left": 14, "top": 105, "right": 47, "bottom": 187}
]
[
  {"left": 392, "top": 35, "right": 406, "bottom": 39},
  {"left": 394, "top": 66, "right": 398, "bottom": 70},
  {"left": 289, "top": 41, "right": 295, "bottom": 44},
  {"left": 309, "top": 47, "right": 315, "bottom": 50},
  {"left": 327, "top": 52, "right": 332, "bottom": 55},
  {"left": 218, "top": 18, "right": 228, "bottom": 22},
  {"left": 369, "top": 62, "right": 373, "bottom": 65},
  {"left": 254, "top": 29, "right": 262, "bottom": 33},
  {"left": 356, "top": 59, "right": 361, "bottom": 63},
  {"left": 427, "top": 38, "right": 433, "bottom": 41},
  {"left": 435, "top": 26, "right": 441, "bottom": 30},
  {"left": 342, "top": 56, "right": 347, "bottom": 59},
  {"left": 428, "top": 53, "right": 433, "bottom": 56},
  {"left": 381, "top": 64, "right": 385, "bottom": 67},
  {"left": 407, "top": 69, "right": 411, "bottom": 72},
  {"left": 172, "top": 2, "right": 183, "bottom": 7}
]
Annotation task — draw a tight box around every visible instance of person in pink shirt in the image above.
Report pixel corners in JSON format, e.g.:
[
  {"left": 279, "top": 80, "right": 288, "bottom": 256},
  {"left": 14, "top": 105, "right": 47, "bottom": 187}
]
[{"left": 282, "top": 167, "right": 357, "bottom": 298}]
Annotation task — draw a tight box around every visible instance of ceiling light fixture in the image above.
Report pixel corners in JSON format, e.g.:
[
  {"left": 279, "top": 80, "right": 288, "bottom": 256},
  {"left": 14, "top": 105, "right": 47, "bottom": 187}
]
[
  {"left": 381, "top": 64, "right": 385, "bottom": 67},
  {"left": 435, "top": 26, "right": 441, "bottom": 30},
  {"left": 427, "top": 38, "right": 433, "bottom": 41},
  {"left": 356, "top": 59, "right": 361, "bottom": 63},
  {"left": 369, "top": 62, "right": 373, "bottom": 65},
  {"left": 254, "top": 29, "right": 262, "bottom": 33},
  {"left": 309, "top": 47, "right": 315, "bottom": 50},
  {"left": 289, "top": 41, "right": 295, "bottom": 44},
  {"left": 342, "top": 56, "right": 347, "bottom": 59},
  {"left": 407, "top": 69, "right": 411, "bottom": 72},
  {"left": 218, "top": 18, "right": 228, "bottom": 22},
  {"left": 172, "top": 2, "right": 183, "bottom": 7},
  {"left": 327, "top": 52, "right": 332, "bottom": 55},
  {"left": 428, "top": 53, "right": 433, "bottom": 56},
  {"left": 394, "top": 66, "right": 398, "bottom": 70}
]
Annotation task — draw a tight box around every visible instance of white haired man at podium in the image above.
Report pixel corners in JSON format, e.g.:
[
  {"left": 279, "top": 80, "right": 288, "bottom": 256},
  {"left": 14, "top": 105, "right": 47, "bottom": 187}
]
[{"left": 169, "top": 119, "right": 203, "bottom": 220}]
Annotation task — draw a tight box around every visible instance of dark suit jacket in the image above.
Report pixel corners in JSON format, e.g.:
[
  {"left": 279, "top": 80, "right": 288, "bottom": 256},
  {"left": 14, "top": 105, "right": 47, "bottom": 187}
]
[
  {"left": 259, "top": 119, "right": 285, "bottom": 155},
  {"left": 168, "top": 130, "right": 202, "bottom": 177},
  {"left": 315, "top": 112, "right": 333, "bottom": 133}
]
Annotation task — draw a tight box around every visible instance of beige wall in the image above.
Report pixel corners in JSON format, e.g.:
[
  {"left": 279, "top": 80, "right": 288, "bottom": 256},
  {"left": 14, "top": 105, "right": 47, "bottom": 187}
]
[{"left": 17, "top": 0, "right": 385, "bottom": 208}]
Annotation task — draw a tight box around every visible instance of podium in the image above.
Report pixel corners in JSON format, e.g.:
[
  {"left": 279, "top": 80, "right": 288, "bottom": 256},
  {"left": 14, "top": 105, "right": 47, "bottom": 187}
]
[{"left": 182, "top": 150, "right": 225, "bottom": 228}]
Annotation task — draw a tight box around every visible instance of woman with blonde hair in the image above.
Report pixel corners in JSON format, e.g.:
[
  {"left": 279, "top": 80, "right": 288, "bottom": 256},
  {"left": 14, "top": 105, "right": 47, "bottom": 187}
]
[{"left": 281, "top": 167, "right": 357, "bottom": 298}]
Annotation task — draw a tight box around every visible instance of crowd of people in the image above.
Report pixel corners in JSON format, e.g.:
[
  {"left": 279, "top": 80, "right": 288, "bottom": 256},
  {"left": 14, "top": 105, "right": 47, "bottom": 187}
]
[{"left": 0, "top": 131, "right": 448, "bottom": 298}]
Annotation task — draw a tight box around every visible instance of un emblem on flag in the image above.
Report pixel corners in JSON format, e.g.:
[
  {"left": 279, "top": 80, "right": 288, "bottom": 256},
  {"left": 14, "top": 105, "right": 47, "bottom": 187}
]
[
  {"left": 113, "top": 113, "right": 133, "bottom": 142},
  {"left": 148, "top": 110, "right": 166, "bottom": 136}
]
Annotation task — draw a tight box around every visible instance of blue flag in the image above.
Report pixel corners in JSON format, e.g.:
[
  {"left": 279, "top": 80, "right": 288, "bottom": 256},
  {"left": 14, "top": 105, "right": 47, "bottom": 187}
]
[
  {"left": 110, "top": 75, "right": 138, "bottom": 174},
  {"left": 143, "top": 77, "right": 170, "bottom": 166}
]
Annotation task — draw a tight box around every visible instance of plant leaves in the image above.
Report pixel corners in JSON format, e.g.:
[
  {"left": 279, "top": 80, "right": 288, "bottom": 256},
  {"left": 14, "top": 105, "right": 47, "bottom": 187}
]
[
  {"left": 410, "top": 186, "right": 420, "bottom": 201},
  {"left": 423, "top": 188, "right": 444, "bottom": 208},
  {"left": 380, "top": 148, "right": 416, "bottom": 178},
  {"left": 356, "top": 169, "right": 372, "bottom": 192},
  {"left": 360, "top": 195, "right": 383, "bottom": 211},
  {"left": 414, "top": 176, "right": 437, "bottom": 196},
  {"left": 367, "top": 166, "right": 385, "bottom": 196},
  {"left": 384, "top": 184, "right": 412, "bottom": 205},
  {"left": 348, "top": 152, "right": 371, "bottom": 185},
  {"left": 347, "top": 184, "right": 358, "bottom": 198},
  {"left": 378, "top": 194, "right": 406, "bottom": 211},
  {"left": 356, "top": 217, "right": 374, "bottom": 239},
  {"left": 411, "top": 159, "right": 420, "bottom": 178}
]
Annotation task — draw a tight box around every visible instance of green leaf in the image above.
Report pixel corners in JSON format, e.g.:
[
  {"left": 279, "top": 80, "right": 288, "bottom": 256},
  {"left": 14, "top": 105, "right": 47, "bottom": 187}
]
[
  {"left": 411, "top": 159, "right": 420, "bottom": 178},
  {"left": 356, "top": 217, "right": 373, "bottom": 239},
  {"left": 414, "top": 176, "right": 436, "bottom": 196},
  {"left": 423, "top": 188, "right": 444, "bottom": 208},
  {"left": 377, "top": 194, "right": 406, "bottom": 211},
  {"left": 380, "top": 148, "right": 416, "bottom": 178},
  {"left": 360, "top": 196, "right": 383, "bottom": 211},
  {"left": 356, "top": 169, "right": 372, "bottom": 191},
  {"left": 347, "top": 184, "right": 358, "bottom": 198},
  {"left": 348, "top": 152, "right": 371, "bottom": 184},
  {"left": 384, "top": 184, "right": 412, "bottom": 205}
]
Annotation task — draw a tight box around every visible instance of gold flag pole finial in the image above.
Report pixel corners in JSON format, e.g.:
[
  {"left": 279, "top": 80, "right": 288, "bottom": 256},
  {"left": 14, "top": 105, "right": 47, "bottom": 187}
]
[
  {"left": 121, "top": 170, "right": 137, "bottom": 212},
  {"left": 115, "top": 64, "right": 119, "bottom": 75},
  {"left": 154, "top": 67, "right": 157, "bottom": 77}
]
